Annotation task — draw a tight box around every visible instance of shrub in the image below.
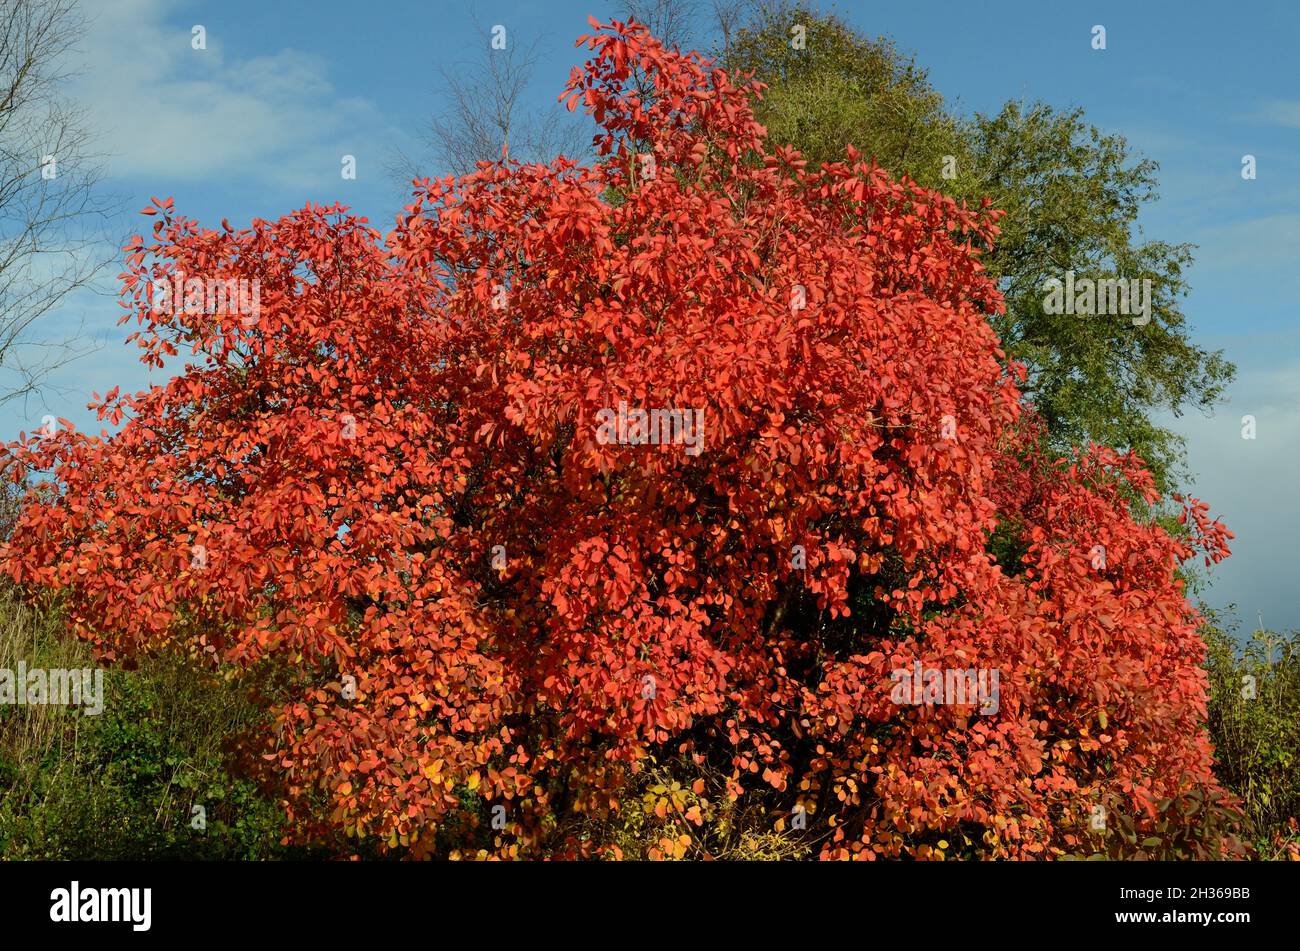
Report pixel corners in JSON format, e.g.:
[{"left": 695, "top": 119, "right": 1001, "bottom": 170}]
[
  {"left": 0, "top": 18, "right": 1234, "bottom": 859},
  {"left": 1204, "top": 613, "right": 1300, "bottom": 859}
]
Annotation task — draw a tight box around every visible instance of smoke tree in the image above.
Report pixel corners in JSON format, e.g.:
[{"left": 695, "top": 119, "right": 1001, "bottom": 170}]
[{"left": 1, "top": 19, "right": 1234, "bottom": 859}]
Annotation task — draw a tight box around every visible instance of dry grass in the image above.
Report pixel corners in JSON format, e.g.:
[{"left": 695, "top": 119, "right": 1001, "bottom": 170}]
[{"left": 0, "top": 585, "right": 97, "bottom": 819}]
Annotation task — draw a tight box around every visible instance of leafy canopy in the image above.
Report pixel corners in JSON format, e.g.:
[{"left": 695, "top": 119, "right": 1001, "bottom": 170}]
[{"left": 2, "top": 18, "right": 1232, "bottom": 859}]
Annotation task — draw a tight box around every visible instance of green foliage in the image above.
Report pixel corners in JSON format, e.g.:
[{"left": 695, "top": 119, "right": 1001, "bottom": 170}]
[
  {"left": 1203, "top": 610, "right": 1300, "bottom": 859},
  {"left": 724, "top": 2, "right": 1233, "bottom": 491},
  {"left": 968, "top": 104, "right": 1232, "bottom": 486},
  {"left": 726, "top": 9, "right": 962, "bottom": 186},
  {"left": 0, "top": 586, "right": 311, "bottom": 859}
]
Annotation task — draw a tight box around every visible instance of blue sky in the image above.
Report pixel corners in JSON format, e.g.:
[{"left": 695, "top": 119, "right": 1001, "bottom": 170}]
[{"left": 5, "top": 0, "right": 1297, "bottom": 637}]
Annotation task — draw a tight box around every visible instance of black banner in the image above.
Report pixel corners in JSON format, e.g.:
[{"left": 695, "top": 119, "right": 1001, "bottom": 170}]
[{"left": 0, "top": 859, "right": 1287, "bottom": 938}]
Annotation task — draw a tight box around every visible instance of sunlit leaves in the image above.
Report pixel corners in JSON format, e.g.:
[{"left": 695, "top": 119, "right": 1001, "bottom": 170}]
[{"left": 0, "top": 18, "right": 1232, "bottom": 860}]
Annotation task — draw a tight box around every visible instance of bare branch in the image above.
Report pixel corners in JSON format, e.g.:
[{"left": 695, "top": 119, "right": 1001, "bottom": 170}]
[
  {"left": 0, "top": 0, "right": 118, "bottom": 405},
  {"left": 403, "top": 14, "right": 589, "bottom": 182}
]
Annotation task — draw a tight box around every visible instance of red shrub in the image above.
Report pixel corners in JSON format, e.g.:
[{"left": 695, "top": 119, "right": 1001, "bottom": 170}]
[{"left": 1, "top": 19, "right": 1232, "bottom": 858}]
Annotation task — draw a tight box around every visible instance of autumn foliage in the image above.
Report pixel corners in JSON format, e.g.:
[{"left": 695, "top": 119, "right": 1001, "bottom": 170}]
[{"left": 0, "top": 19, "right": 1235, "bottom": 858}]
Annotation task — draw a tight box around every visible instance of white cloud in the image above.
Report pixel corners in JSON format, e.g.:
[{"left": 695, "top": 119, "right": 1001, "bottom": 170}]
[
  {"left": 64, "top": 0, "right": 386, "bottom": 187},
  {"left": 1167, "top": 357, "right": 1300, "bottom": 634},
  {"left": 1184, "top": 213, "right": 1300, "bottom": 301},
  {"left": 1248, "top": 99, "right": 1300, "bottom": 129}
]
